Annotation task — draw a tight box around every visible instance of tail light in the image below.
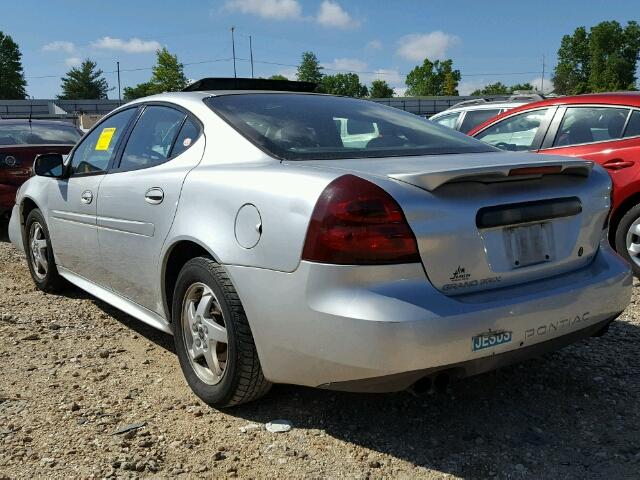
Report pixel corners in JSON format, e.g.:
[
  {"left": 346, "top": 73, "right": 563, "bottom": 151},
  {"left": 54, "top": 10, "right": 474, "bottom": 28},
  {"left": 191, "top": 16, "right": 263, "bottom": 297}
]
[{"left": 302, "top": 175, "right": 420, "bottom": 265}]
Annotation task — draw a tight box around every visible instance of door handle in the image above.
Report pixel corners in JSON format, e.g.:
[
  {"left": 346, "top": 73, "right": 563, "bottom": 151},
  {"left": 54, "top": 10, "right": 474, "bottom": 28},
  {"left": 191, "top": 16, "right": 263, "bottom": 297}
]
[
  {"left": 80, "top": 190, "right": 93, "bottom": 204},
  {"left": 145, "top": 187, "right": 164, "bottom": 205},
  {"left": 603, "top": 159, "right": 635, "bottom": 170}
]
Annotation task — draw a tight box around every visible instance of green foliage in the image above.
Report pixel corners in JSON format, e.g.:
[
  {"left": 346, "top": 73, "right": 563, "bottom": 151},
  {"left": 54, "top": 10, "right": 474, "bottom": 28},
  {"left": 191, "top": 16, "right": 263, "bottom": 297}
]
[
  {"left": 471, "top": 82, "right": 536, "bottom": 96},
  {"left": 296, "top": 51, "right": 324, "bottom": 86},
  {"left": 58, "top": 59, "right": 109, "bottom": 100},
  {"left": 152, "top": 47, "right": 188, "bottom": 92},
  {"left": 369, "top": 79, "right": 394, "bottom": 98},
  {"left": 0, "top": 31, "right": 27, "bottom": 99},
  {"left": 405, "top": 58, "right": 460, "bottom": 96},
  {"left": 123, "top": 48, "right": 188, "bottom": 100},
  {"left": 321, "top": 73, "right": 368, "bottom": 97},
  {"left": 123, "top": 82, "right": 156, "bottom": 101},
  {"left": 553, "top": 21, "right": 640, "bottom": 94},
  {"left": 268, "top": 74, "right": 289, "bottom": 80}
]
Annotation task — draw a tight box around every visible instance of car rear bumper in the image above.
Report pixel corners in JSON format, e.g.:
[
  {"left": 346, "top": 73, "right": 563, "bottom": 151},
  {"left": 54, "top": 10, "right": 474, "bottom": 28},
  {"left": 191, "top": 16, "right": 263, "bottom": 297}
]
[{"left": 225, "top": 241, "right": 632, "bottom": 391}]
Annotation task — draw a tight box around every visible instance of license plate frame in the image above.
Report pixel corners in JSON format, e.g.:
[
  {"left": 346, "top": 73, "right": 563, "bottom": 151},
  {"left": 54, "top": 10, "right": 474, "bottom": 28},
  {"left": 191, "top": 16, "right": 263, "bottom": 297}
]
[{"left": 506, "top": 222, "right": 551, "bottom": 268}]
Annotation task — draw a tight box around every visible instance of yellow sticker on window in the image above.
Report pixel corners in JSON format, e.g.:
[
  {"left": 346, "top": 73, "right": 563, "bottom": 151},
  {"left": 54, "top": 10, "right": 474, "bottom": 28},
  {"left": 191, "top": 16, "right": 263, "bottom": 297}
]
[{"left": 95, "top": 127, "right": 116, "bottom": 151}]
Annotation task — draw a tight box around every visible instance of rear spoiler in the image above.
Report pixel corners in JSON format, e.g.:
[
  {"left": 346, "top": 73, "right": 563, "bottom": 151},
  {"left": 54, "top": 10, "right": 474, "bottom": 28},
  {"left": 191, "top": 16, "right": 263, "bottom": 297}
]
[{"left": 388, "top": 161, "right": 593, "bottom": 192}]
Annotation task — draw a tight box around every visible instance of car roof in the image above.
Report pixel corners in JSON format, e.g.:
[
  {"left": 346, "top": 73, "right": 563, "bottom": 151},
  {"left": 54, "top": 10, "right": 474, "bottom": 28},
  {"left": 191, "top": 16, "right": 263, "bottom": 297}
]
[
  {"left": 467, "top": 92, "right": 640, "bottom": 136},
  {"left": 431, "top": 102, "right": 524, "bottom": 117},
  {"left": 0, "top": 118, "right": 78, "bottom": 127}
]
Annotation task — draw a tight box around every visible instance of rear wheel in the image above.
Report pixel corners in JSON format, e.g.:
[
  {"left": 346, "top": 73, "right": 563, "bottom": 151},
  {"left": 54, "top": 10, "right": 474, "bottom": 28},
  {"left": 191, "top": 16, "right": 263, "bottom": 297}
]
[
  {"left": 615, "top": 203, "right": 640, "bottom": 277},
  {"left": 24, "top": 209, "right": 64, "bottom": 293},
  {"left": 172, "top": 256, "right": 271, "bottom": 407}
]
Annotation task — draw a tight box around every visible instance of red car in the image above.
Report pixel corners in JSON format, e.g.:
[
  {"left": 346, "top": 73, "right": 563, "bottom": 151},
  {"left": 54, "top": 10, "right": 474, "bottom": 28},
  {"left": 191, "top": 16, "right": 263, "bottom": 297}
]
[
  {"left": 469, "top": 92, "right": 640, "bottom": 275},
  {"left": 0, "top": 119, "right": 83, "bottom": 219}
]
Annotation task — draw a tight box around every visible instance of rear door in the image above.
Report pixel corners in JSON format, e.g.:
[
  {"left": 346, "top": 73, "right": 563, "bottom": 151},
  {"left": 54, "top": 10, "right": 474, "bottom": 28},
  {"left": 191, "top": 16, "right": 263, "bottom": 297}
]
[
  {"left": 538, "top": 106, "right": 640, "bottom": 212},
  {"left": 46, "top": 108, "right": 137, "bottom": 280},
  {"left": 96, "top": 104, "right": 204, "bottom": 314}
]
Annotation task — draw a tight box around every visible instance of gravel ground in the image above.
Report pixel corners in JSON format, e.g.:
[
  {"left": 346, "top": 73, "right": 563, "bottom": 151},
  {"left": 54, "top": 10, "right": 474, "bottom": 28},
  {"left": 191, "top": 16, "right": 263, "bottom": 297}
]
[{"left": 1, "top": 222, "right": 640, "bottom": 479}]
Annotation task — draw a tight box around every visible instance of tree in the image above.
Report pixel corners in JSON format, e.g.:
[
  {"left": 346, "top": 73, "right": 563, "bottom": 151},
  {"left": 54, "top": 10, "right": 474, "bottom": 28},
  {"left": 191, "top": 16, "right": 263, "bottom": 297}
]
[
  {"left": 268, "top": 74, "right": 289, "bottom": 80},
  {"left": 369, "top": 79, "right": 394, "bottom": 98},
  {"left": 123, "top": 48, "right": 188, "bottom": 100},
  {"left": 151, "top": 47, "right": 188, "bottom": 92},
  {"left": 296, "top": 51, "right": 324, "bottom": 86},
  {"left": 405, "top": 58, "right": 461, "bottom": 96},
  {"left": 470, "top": 82, "right": 536, "bottom": 96},
  {"left": 0, "top": 31, "right": 27, "bottom": 99},
  {"left": 58, "top": 59, "right": 109, "bottom": 99},
  {"left": 553, "top": 21, "right": 640, "bottom": 95},
  {"left": 321, "top": 73, "right": 368, "bottom": 97},
  {"left": 123, "top": 82, "right": 156, "bottom": 101}
]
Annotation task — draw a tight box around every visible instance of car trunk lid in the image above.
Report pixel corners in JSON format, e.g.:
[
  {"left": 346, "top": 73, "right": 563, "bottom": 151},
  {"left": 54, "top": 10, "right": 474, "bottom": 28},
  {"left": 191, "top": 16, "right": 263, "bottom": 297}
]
[{"left": 288, "top": 152, "right": 610, "bottom": 295}]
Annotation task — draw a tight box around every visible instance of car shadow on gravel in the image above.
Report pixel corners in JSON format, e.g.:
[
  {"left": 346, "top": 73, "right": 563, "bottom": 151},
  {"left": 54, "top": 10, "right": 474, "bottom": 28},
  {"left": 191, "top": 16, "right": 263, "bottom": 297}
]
[
  {"left": 0, "top": 218, "right": 9, "bottom": 243},
  {"left": 226, "top": 319, "right": 640, "bottom": 478},
  {"left": 57, "top": 280, "right": 640, "bottom": 478}
]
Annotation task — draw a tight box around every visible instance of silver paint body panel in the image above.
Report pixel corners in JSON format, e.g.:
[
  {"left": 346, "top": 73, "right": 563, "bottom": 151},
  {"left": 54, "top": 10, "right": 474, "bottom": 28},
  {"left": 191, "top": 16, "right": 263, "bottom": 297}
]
[{"left": 9, "top": 91, "right": 632, "bottom": 390}]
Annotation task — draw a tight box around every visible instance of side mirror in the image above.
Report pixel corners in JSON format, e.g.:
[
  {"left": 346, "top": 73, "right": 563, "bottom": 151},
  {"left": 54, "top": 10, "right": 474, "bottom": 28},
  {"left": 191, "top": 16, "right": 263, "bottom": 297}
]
[{"left": 34, "top": 153, "right": 65, "bottom": 178}]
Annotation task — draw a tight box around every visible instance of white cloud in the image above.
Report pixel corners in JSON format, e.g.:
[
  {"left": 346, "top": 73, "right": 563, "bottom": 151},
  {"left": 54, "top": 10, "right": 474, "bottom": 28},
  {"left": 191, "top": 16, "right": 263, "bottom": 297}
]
[
  {"left": 275, "top": 67, "right": 298, "bottom": 80},
  {"left": 91, "top": 36, "right": 161, "bottom": 54},
  {"left": 225, "top": 0, "right": 302, "bottom": 19},
  {"left": 396, "top": 31, "right": 460, "bottom": 61},
  {"left": 65, "top": 57, "right": 82, "bottom": 67},
  {"left": 316, "top": 1, "right": 359, "bottom": 28},
  {"left": 366, "top": 39, "right": 383, "bottom": 51},
  {"left": 529, "top": 77, "right": 554, "bottom": 94},
  {"left": 457, "top": 79, "right": 490, "bottom": 96},
  {"left": 43, "top": 41, "right": 75, "bottom": 53},
  {"left": 323, "top": 57, "right": 368, "bottom": 73}
]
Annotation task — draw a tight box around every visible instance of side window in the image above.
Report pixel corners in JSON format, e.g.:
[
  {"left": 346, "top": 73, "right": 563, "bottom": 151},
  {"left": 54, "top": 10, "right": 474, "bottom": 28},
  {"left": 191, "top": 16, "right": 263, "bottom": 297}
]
[
  {"left": 476, "top": 109, "right": 549, "bottom": 151},
  {"left": 69, "top": 108, "right": 136, "bottom": 175},
  {"left": 170, "top": 118, "right": 200, "bottom": 157},
  {"left": 553, "top": 107, "right": 629, "bottom": 147},
  {"left": 459, "top": 109, "right": 501, "bottom": 133},
  {"left": 432, "top": 112, "right": 460, "bottom": 129},
  {"left": 623, "top": 110, "right": 640, "bottom": 138},
  {"left": 119, "top": 106, "right": 186, "bottom": 171}
]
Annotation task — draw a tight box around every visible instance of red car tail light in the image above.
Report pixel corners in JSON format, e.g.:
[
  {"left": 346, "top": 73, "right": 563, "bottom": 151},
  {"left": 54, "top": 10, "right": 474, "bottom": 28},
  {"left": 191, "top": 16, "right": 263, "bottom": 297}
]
[{"left": 302, "top": 175, "right": 420, "bottom": 265}]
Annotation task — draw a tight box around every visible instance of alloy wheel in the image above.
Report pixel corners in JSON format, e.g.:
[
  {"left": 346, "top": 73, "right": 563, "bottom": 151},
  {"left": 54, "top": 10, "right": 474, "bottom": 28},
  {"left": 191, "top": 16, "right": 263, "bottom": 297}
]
[
  {"left": 29, "top": 222, "right": 48, "bottom": 280},
  {"left": 181, "top": 282, "right": 229, "bottom": 385}
]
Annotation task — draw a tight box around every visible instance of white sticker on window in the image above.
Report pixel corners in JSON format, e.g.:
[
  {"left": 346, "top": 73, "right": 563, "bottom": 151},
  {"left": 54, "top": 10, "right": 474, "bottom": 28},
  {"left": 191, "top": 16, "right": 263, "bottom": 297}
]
[{"left": 183, "top": 138, "right": 192, "bottom": 147}]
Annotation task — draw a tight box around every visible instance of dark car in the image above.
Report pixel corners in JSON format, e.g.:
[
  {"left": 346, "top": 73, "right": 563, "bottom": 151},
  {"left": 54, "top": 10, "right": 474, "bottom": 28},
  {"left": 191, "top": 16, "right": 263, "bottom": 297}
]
[
  {"left": 468, "top": 92, "right": 640, "bottom": 275},
  {"left": 0, "top": 119, "right": 83, "bottom": 218}
]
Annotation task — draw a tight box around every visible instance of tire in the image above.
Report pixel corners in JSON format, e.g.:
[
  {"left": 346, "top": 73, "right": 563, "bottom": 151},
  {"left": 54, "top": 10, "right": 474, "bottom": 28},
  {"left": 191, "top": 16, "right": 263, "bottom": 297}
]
[
  {"left": 615, "top": 203, "right": 640, "bottom": 277},
  {"left": 172, "top": 256, "right": 271, "bottom": 407},
  {"left": 24, "top": 209, "right": 65, "bottom": 293}
]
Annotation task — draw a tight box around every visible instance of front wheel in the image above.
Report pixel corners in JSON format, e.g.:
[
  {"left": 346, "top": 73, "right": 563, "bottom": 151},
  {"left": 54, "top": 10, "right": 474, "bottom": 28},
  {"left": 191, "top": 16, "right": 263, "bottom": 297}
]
[
  {"left": 172, "top": 257, "right": 271, "bottom": 407},
  {"left": 615, "top": 203, "right": 640, "bottom": 277},
  {"left": 24, "top": 209, "right": 64, "bottom": 293}
]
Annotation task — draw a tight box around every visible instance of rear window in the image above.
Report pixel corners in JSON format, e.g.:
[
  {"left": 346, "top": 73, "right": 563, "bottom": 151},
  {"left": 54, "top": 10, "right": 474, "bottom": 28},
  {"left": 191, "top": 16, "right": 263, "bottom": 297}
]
[
  {"left": 459, "top": 109, "right": 501, "bottom": 133},
  {"left": 0, "top": 122, "right": 82, "bottom": 146},
  {"left": 204, "top": 94, "right": 495, "bottom": 161}
]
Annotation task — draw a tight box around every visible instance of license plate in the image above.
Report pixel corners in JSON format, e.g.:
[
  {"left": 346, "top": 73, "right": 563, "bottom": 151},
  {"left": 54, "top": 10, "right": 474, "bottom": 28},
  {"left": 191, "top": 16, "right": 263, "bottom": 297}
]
[
  {"left": 506, "top": 223, "right": 551, "bottom": 268},
  {"left": 472, "top": 331, "right": 513, "bottom": 351}
]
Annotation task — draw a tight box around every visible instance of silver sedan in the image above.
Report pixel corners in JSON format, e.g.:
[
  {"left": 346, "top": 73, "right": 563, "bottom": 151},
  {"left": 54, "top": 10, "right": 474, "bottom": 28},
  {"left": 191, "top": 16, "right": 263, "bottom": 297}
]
[{"left": 8, "top": 82, "right": 632, "bottom": 407}]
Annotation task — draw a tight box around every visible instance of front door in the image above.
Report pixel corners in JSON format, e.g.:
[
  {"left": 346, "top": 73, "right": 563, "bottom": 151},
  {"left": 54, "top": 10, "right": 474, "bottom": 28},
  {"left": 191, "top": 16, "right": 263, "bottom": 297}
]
[
  {"left": 96, "top": 105, "right": 204, "bottom": 315},
  {"left": 47, "top": 107, "right": 137, "bottom": 281}
]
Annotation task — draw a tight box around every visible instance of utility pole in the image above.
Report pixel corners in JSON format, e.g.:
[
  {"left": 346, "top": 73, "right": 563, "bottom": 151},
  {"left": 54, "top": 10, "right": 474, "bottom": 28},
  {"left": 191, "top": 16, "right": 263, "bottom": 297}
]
[
  {"left": 231, "top": 27, "right": 237, "bottom": 78},
  {"left": 541, "top": 54, "right": 545, "bottom": 93},
  {"left": 116, "top": 61, "right": 121, "bottom": 105},
  {"left": 249, "top": 35, "right": 254, "bottom": 78}
]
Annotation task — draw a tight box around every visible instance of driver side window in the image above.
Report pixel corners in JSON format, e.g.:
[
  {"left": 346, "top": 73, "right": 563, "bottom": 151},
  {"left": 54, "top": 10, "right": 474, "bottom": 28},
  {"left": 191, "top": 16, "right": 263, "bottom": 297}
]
[
  {"left": 69, "top": 108, "right": 136, "bottom": 175},
  {"left": 118, "top": 105, "right": 187, "bottom": 171},
  {"left": 476, "top": 108, "right": 549, "bottom": 151}
]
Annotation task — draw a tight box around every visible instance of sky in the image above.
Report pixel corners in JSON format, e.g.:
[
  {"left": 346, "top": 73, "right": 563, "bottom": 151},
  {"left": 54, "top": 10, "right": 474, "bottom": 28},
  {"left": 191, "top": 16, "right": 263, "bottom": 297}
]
[{"left": 2, "top": 0, "right": 639, "bottom": 99}]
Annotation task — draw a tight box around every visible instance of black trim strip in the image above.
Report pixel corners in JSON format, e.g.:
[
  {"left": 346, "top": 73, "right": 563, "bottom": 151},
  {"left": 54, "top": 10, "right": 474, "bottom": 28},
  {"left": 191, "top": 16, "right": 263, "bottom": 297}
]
[{"left": 476, "top": 197, "right": 582, "bottom": 229}]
